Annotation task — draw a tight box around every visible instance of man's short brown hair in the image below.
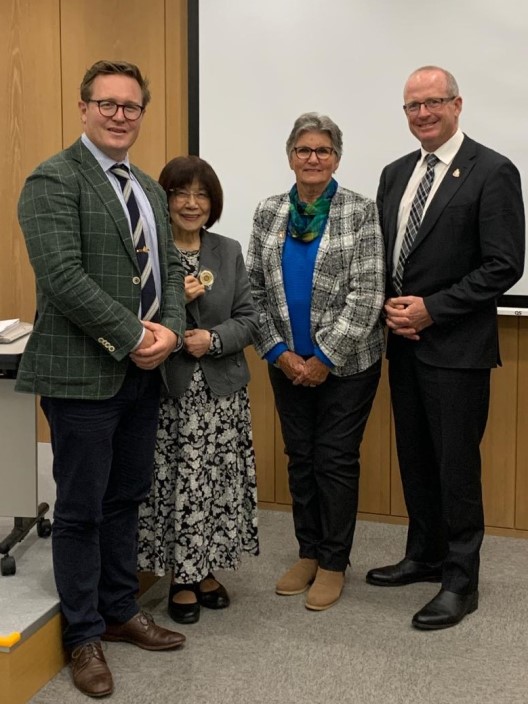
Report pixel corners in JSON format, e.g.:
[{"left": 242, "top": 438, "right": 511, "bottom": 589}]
[{"left": 80, "top": 60, "right": 151, "bottom": 106}]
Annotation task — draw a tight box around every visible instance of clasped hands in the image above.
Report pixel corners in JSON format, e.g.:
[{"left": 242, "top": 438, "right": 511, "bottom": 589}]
[
  {"left": 277, "top": 351, "right": 330, "bottom": 387},
  {"left": 130, "top": 320, "right": 179, "bottom": 369},
  {"left": 384, "top": 295, "right": 433, "bottom": 341},
  {"left": 130, "top": 274, "right": 209, "bottom": 368}
]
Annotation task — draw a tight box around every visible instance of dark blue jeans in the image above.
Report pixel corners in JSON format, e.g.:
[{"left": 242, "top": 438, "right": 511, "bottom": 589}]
[
  {"left": 269, "top": 360, "right": 381, "bottom": 571},
  {"left": 41, "top": 365, "right": 161, "bottom": 649}
]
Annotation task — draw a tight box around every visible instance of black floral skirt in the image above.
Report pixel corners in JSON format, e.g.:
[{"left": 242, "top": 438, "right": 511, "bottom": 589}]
[{"left": 137, "top": 365, "right": 259, "bottom": 582}]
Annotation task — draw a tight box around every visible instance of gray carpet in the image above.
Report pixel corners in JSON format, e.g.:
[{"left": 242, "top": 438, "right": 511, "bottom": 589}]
[{"left": 30, "top": 510, "right": 528, "bottom": 704}]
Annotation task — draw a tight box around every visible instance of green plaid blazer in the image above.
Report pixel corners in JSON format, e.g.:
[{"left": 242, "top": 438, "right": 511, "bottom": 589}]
[{"left": 16, "top": 139, "right": 185, "bottom": 399}]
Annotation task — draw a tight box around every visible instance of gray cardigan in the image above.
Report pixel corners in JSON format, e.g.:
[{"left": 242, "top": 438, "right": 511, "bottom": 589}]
[{"left": 163, "top": 230, "right": 259, "bottom": 398}]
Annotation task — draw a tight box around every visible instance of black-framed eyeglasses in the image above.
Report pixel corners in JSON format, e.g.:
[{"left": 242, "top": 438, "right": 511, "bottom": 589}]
[
  {"left": 292, "top": 146, "right": 336, "bottom": 161},
  {"left": 87, "top": 99, "right": 144, "bottom": 120},
  {"left": 403, "top": 96, "right": 456, "bottom": 115}
]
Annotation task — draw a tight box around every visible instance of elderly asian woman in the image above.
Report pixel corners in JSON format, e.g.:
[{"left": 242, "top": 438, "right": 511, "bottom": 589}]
[
  {"left": 138, "top": 156, "right": 259, "bottom": 624},
  {"left": 246, "top": 112, "right": 385, "bottom": 611}
]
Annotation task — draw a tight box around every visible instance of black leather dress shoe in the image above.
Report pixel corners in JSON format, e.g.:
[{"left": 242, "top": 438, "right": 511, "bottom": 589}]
[
  {"left": 168, "top": 583, "right": 200, "bottom": 624},
  {"left": 366, "top": 557, "right": 443, "bottom": 586},
  {"left": 197, "top": 574, "right": 230, "bottom": 610},
  {"left": 412, "top": 588, "right": 478, "bottom": 630}
]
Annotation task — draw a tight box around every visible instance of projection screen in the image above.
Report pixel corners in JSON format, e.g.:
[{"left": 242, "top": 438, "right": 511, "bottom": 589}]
[{"left": 191, "top": 0, "right": 528, "bottom": 311}]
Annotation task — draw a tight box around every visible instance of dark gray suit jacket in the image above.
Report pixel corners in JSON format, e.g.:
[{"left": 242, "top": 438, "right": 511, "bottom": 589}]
[
  {"left": 164, "top": 231, "right": 259, "bottom": 397},
  {"left": 378, "top": 135, "right": 525, "bottom": 369}
]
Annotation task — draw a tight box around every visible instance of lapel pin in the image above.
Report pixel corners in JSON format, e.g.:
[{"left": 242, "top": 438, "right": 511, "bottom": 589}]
[
  {"left": 452, "top": 168, "right": 460, "bottom": 178},
  {"left": 198, "top": 269, "right": 214, "bottom": 288}
]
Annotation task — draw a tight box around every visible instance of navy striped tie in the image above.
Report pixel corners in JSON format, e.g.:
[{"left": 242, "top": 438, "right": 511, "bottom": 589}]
[
  {"left": 393, "top": 153, "right": 439, "bottom": 295},
  {"left": 111, "top": 164, "right": 160, "bottom": 322}
]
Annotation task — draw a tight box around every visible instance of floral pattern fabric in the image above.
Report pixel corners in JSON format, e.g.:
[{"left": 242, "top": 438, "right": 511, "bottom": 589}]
[{"left": 137, "top": 248, "right": 259, "bottom": 582}]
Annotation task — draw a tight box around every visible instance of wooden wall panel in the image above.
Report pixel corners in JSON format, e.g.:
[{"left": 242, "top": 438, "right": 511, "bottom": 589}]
[
  {"left": 1, "top": 0, "right": 62, "bottom": 442},
  {"left": 357, "top": 361, "right": 391, "bottom": 515},
  {"left": 274, "top": 414, "right": 291, "bottom": 505},
  {"left": 390, "top": 317, "right": 522, "bottom": 526},
  {"left": 1, "top": 0, "right": 61, "bottom": 322},
  {"left": 516, "top": 317, "right": 528, "bottom": 529},
  {"left": 165, "top": 0, "right": 189, "bottom": 160},
  {"left": 390, "top": 419, "right": 407, "bottom": 516},
  {"left": 246, "top": 347, "right": 276, "bottom": 503},
  {"left": 481, "top": 317, "right": 518, "bottom": 527},
  {"left": 60, "top": 0, "right": 167, "bottom": 179}
]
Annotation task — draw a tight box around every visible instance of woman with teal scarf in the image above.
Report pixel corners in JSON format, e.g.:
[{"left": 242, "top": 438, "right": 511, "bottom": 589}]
[{"left": 247, "top": 112, "right": 385, "bottom": 611}]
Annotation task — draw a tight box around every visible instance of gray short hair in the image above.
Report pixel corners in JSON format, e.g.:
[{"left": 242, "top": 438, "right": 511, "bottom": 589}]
[
  {"left": 407, "top": 66, "right": 459, "bottom": 97},
  {"left": 286, "top": 112, "right": 343, "bottom": 159}
]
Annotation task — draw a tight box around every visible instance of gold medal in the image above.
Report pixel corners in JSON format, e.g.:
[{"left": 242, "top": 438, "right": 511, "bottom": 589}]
[{"left": 198, "top": 269, "right": 214, "bottom": 287}]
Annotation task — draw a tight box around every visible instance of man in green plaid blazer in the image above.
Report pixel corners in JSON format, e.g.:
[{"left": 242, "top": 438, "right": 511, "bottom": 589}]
[{"left": 16, "top": 60, "right": 186, "bottom": 697}]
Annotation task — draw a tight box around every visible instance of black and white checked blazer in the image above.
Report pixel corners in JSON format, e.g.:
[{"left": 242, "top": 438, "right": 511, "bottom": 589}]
[{"left": 247, "top": 186, "right": 385, "bottom": 377}]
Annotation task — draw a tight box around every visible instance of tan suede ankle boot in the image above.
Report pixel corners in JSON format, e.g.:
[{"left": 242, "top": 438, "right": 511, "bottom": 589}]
[
  {"left": 305, "top": 567, "right": 345, "bottom": 610},
  {"left": 275, "top": 558, "right": 318, "bottom": 595}
]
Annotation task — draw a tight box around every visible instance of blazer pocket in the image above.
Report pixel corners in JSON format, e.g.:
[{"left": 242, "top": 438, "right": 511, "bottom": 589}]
[
  {"left": 313, "top": 270, "right": 341, "bottom": 296},
  {"left": 445, "top": 204, "right": 479, "bottom": 260},
  {"left": 225, "top": 352, "right": 249, "bottom": 387}
]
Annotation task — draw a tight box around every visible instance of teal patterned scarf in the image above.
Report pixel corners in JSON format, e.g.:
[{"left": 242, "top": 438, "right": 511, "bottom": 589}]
[{"left": 288, "top": 178, "right": 337, "bottom": 242}]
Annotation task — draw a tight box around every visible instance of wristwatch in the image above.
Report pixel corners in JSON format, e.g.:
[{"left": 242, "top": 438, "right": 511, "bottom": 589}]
[{"left": 208, "top": 330, "right": 222, "bottom": 356}]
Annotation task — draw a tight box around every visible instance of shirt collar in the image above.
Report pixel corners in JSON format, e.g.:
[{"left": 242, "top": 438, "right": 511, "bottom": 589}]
[
  {"left": 81, "top": 133, "right": 130, "bottom": 173},
  {"left": 420, "top": 129, "right": 464, "bottom": 166}
]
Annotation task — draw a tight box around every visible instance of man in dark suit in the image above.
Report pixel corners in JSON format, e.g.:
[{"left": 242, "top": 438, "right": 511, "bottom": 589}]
[
  {"left": 17, "top": 60, "right": 186, "bottom": 696},
  {"left": 366, "top": 66, "right": 525, "bottom": 629}
]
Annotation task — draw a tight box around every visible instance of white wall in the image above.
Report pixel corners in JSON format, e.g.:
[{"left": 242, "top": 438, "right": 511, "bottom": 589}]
[{"left": 198, "top": 0, "right": 528, "bottom": 298}]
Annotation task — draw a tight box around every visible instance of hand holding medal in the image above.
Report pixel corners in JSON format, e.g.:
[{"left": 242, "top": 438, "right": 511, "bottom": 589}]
[{"left": 198, "top": 268, "right": 215, "bottom": 290}]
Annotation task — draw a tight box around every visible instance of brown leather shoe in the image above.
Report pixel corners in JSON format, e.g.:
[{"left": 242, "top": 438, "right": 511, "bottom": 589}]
[
  {"left": 102, "top": 611, "right": 186, "bottom": 651},
  {"left": 70, "top": 641, "right": 113, "bottom": 698}
]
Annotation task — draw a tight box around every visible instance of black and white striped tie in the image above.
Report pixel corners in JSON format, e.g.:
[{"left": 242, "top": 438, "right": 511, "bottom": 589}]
[
  {"left": 393, "top": 153, "right": 439, "bottom": 295},
  {"left": 111, "top": 164, "right": 160, "bottom": 322}
]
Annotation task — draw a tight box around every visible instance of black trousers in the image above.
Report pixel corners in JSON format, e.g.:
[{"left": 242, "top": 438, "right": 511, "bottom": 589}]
[
  {"left": 269, "top": 360, "right": 381, "bottom": 571},
  {"left": 389, "top": 342, "right": 490, "bottom": 594},
  {"left": 41, "top": 365, "right": 161, "bottom": 649}
]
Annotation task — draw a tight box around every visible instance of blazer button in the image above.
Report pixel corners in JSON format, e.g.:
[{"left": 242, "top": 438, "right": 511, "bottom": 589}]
[
  {"left": 108, "top": 345, "right": 116, "bottom": 352},
  {"left": 132, "top": 276, "right": 141, "bottom": 285},
  {"left": 98, "top": 337, "right": 105, "bottom": 344}
]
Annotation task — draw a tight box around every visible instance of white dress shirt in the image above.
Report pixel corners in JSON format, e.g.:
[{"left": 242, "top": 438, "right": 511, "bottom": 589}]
[{"left": 393, "top": 129, "right": 465, "bottom": 274}]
